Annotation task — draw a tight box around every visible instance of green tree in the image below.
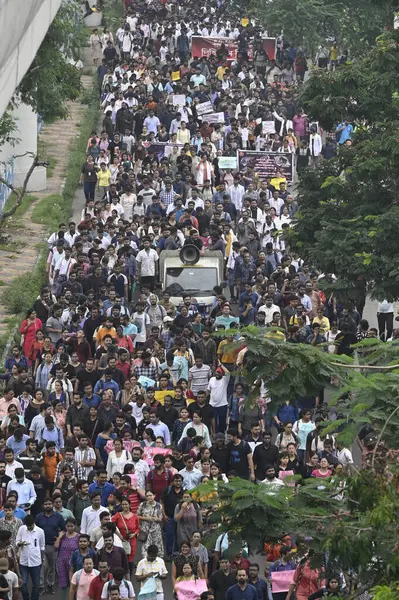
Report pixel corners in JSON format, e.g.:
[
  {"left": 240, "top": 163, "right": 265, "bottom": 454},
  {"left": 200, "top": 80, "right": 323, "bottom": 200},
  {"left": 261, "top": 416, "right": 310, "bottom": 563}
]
[
  {"left": 286, "top": 30, "right": 399, "bottom": 301},
  {"left": 199, "top": 330, "right": 399, "bottom": 597},
  {"left": 0, "top": 0, "right": 84, "bottom": 144},
  {"left": 248, "top": 0, "right": 397, "bottom": 56}
]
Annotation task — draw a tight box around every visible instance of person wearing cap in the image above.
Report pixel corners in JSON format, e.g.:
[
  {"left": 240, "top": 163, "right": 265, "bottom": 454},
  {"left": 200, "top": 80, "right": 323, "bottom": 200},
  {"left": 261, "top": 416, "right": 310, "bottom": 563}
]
[{"left": 0, "top": 556, "right": 18, "bottom": 600}]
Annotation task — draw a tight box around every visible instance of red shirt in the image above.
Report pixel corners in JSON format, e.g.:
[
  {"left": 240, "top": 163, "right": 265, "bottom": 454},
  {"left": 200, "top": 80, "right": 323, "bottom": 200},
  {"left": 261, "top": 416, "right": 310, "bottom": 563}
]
[
  {"left": 123, "top": 489, "right": 141, "bottom": 514},
  {"left": 88, "top": 573, "right": 112, "bottom": 600},
  {"left": 116, "top": 360, "right": 132, "bottom": 379},
  {"left": 146, "top": 467, "right": 172, "bottom": 500}
]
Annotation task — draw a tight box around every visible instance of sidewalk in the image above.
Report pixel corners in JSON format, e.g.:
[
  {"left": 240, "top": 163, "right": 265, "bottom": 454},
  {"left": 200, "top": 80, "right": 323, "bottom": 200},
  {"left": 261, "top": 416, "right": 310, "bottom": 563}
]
[{"left": 0, "top": 74, "right": 92, "bottom": 337}]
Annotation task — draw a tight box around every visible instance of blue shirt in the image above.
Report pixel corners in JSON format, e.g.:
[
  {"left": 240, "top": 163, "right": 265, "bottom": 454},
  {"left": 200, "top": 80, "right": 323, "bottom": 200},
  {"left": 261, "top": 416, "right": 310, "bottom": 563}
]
[
  {"left": 6, "top": 434, "right": 30, "bottom": 456},
  {"left": 275, "top": 403, "right": 299, "bottom": 424},
  {"left": 94, "top": 379, "right": 119, "bottom": 397},
  {"left": 88, "top": 481, "right": 115, "bottom": 506},
  {"left": 82, "top": 393, "right": 102, "bottom": 409},
  {"left": 41, "top": 426, "right": 64, "bottom": 453},
  {"left": 250, "top": 577, "right": 272, "bottom": 600},
  {"left": 70, "top": 548, "right": 96, "bottom": 572},
  {"left": 336, "top": 122, "right": 353, "bottom": 144},
  {"left": 226, "top": 584, "right": 258, "bottom": 600},
  {"left": 35, "top": 511, "right": 66, "bottom": 545},
  {"left": 0, "top": 507, "right": 26, "bottom": 519}
]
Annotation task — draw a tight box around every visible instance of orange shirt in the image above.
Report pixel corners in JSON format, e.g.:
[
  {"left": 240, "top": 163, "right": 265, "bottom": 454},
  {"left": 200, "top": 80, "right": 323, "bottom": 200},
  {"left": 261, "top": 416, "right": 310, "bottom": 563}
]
[{"left": 43, "top": 452, "right": 63, "bottom": 483}]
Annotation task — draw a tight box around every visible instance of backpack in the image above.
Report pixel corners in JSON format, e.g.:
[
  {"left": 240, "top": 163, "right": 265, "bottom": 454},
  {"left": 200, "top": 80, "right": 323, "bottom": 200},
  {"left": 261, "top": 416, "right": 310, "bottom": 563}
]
[
  {"left": 149, "top": 467, "right": 171, "bottom": 483},
  {"left": 278, "top": 431, "right": 299, "bottom": 446},
  {"left": 40, "top": 426, "right": 62, "bottom": 449},
  {"left": 106, "top": 579, "right": 130, "bottom": 595},
  {"left": 75, "top": 568, "right": 99, "bottom": 586}
]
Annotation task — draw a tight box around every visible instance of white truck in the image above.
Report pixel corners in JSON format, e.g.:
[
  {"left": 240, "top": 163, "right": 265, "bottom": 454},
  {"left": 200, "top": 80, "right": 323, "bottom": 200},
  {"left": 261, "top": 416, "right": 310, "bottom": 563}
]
[{"left": 159, "top": 245, "right": 225, "bottom": 309}]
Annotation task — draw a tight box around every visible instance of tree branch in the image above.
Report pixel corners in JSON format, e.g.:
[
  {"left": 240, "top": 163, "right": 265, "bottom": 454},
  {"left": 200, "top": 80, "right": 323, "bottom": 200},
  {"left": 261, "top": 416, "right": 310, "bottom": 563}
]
[
  {"left": 0, "top": 154, "right": 40, "bottom": 226},
  {"left": 371, "top": 403, "right": 399, "bottom": 468}
]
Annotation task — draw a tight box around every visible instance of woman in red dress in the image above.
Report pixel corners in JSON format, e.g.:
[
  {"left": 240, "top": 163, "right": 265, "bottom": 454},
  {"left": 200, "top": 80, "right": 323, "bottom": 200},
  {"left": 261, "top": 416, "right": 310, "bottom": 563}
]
[
  {"left": 112, "top": 498, "right": 140, "bottom": 574},
  {"left": 27, "top": 329, "right": 45, "bottom": 368},
  {"left": 20, "top": 310, "right": 43, "bottom": 366}
]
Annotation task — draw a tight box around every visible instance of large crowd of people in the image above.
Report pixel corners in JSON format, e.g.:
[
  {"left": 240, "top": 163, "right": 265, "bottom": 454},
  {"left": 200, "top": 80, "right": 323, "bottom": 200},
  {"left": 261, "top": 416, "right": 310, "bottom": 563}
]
[{"left": 0, "top": 1, "right": 375, "bottom": 600}]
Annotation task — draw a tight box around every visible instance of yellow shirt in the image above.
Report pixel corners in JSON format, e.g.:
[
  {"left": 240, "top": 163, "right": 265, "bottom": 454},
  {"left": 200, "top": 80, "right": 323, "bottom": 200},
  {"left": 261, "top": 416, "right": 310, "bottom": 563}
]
[
  {"left": 216, "top": 66, "right": 227, "bottom": 80},
  {"left": 270, "top": 176, "right": 287, "bottom": 189},
  {"left": 330, "top": 46, "right": 338, "bottom": 61},
  {"left": 312, "top": 316, "right": 330, "bottom": 334},
  {"left": 97, "top": 169, "right": 111, "bottom": 186},
  {"left": 217, "top": 339, "right": 236, "bottom": 364}
]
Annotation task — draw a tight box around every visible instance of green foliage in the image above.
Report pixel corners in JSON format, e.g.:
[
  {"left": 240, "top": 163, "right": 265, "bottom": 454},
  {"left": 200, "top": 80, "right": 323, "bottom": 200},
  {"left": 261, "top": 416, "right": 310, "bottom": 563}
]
[
  {"left": 0, "top": 107, "right": 18, "bottom": 146},
  {"left": 2, "top": 193, "right": 37, "bottom": 224},
  {"left": 286, "top": 30, "right": 399, "bottom": 301},
  {"left": 248, "top": 0, "right": 396, "bottom": 56},
  {"left": 2, "top": 250, "right": 47, "bottom": 314},
  {"left": 17, "top": 1, "right": 84, "bottom": 123}
]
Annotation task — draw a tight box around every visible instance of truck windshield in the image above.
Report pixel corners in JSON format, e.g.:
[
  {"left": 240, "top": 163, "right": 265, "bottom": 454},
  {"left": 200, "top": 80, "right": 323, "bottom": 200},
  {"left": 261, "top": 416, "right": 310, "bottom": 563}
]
[{"left": 165, "top": 267, "right": 218, "bottom": 294}]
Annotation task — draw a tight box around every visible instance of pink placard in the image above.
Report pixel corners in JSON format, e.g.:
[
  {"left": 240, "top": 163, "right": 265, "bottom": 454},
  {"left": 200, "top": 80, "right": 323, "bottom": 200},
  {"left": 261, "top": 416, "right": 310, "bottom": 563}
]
[
  {"left": 175, "top": 579, "right": 208, "bottom": 600},
  {"left": 270, "top": 570, "right": 295, "bottom": 593},
  {"left": 143, "top": 446, "right": 172, "bottom": 466}
]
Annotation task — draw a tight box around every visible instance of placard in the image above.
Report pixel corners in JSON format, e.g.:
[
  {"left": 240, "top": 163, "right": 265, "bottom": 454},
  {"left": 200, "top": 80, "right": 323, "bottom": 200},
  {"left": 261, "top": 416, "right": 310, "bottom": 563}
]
[
  {"left": 171, "top": 94, "right": 186, "bottom": 107},
  {"left": 218, "top": 156, "right": 237, "bottom": 169},
  {"left": 199, "top": 112, "right": 224, "bottom": 124},
  {"left": 270, "top": 571, "right": 295, "bottom": 593},
  {"left": 237, "top": 150, "right": 294, "bottom": 182},
  {"left": 196, "top": 101, "right": 213, "bottom": 116},
  {"left": 191, "top": 36, "right": 276, "bottom": 62},
  {"left": 172, "top": 71, "right": 181, "bottom": 81},
  {"left": 262, "top": 121, "right": 276, "bottom": 134},
  {"left": 143, "top": 446, "right": 172, "bottom": 466},
  {"left": 175, "top": 579, "right": 208, "bottom": 600}
]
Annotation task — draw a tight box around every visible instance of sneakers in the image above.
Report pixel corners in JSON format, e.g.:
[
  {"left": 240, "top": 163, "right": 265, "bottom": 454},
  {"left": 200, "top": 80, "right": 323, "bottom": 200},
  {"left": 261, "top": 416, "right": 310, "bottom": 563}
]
[{"left": 45, "top": 586, "right": 55, "bottom": 594}]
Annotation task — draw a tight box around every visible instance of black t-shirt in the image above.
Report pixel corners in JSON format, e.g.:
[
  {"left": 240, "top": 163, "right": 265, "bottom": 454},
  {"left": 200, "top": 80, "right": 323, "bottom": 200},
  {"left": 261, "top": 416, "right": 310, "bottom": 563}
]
[
  {"left": 253, "top": 444, "right": 279, "bottom": 481},
  {"left": 50, "top": 364, "right": 77, "bottom": 380},
  {"left": 0, "top": 574, "right": 8, "bottom": 600},
  {"left": 188, "top": 402, "right": 214, "bottom": 430},
  {"left": 228, "top": 440, "right": 252, "bottom": 479},
  {"left": 76, "top": 368, "right": 100, "bottom": 392},
  {"left": 161, "top": 486, "right": 184, "bottom": 518},
  {"left": 209, "top": 569, "right": 237, "bottom": 600},
  {"left": 157, "top": 406, "right": 179, "bottom": 431},
  {"left": 210, "top": 445, "right": 230, "bottom": 475}
]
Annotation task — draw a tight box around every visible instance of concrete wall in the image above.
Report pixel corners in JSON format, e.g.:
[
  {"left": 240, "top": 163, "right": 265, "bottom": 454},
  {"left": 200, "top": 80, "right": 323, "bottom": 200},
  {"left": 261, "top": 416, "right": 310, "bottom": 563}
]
[{"left": 0, "top": 0, "right": 62, "bottom": 119}]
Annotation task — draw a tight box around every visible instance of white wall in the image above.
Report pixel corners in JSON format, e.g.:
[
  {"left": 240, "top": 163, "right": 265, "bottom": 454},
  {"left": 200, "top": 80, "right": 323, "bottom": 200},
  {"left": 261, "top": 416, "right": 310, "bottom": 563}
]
[{"left": 0, "top": 0, "right": 62, "bottom": 120}]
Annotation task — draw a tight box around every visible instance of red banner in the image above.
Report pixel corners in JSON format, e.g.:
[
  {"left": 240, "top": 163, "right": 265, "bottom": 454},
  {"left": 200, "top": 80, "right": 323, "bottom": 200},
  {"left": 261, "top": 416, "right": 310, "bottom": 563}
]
[{"left": 191, "top": 36, "right": 276, "bottom": 62}]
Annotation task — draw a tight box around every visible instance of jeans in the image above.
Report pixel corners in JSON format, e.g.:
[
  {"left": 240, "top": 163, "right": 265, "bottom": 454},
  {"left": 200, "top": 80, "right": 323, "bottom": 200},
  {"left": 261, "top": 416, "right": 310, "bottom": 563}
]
[
  {"left": 377, "top": 312, "right": 393, "bottom": 341},
  {"left": 20, "top": 565, "right": 41, "bottom": 600},
  {"left": 40, "top": 544, "right": 56, "bottom": 588},
  {"left": 213, "top": 405, "right": 228, "bottom": 434},
  {"left": 164, "top": 517, "right": 177, "bottom": 556},
  {"left": 83, "top": 181, "right": 96, "bottom": 201}
]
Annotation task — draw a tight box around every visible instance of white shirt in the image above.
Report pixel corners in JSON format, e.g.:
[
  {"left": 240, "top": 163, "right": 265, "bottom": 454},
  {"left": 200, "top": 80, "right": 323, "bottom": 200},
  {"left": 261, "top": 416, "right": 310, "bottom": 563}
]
[
  {"left": 337, "top": 447, "right": 353, "bottom": 467},
  {"left": 101, "top": 578, "right": 135, "bottom": 598},
  {"left": 136, "top": 557, "right": 167, "bottom": 593},
  {"left": 6, "top": 478, "right": 37, "bottom": 505},
  {"left": 136, "top": 248, "right": 159, "bottom": 276},
  {"left": 228, "top": 184, "right": 245, "bottom": 211},
  {"left": 74, "top": 447, "right": 96, "bottom": 479},
  {"left": 16, "top": 525, "right": 45, "bottom": 566},
  {"left": 257, "top": 303, "right": 280, "bottom": 324},
  {"left": 207, "top": 375, "right": 230, "bottom": 407},
  {"left": 5, "top": 460, "right": 23, "bottom": 479},
  {"left": 80, "top": 505, "right": 109, "bottom": 535}
]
